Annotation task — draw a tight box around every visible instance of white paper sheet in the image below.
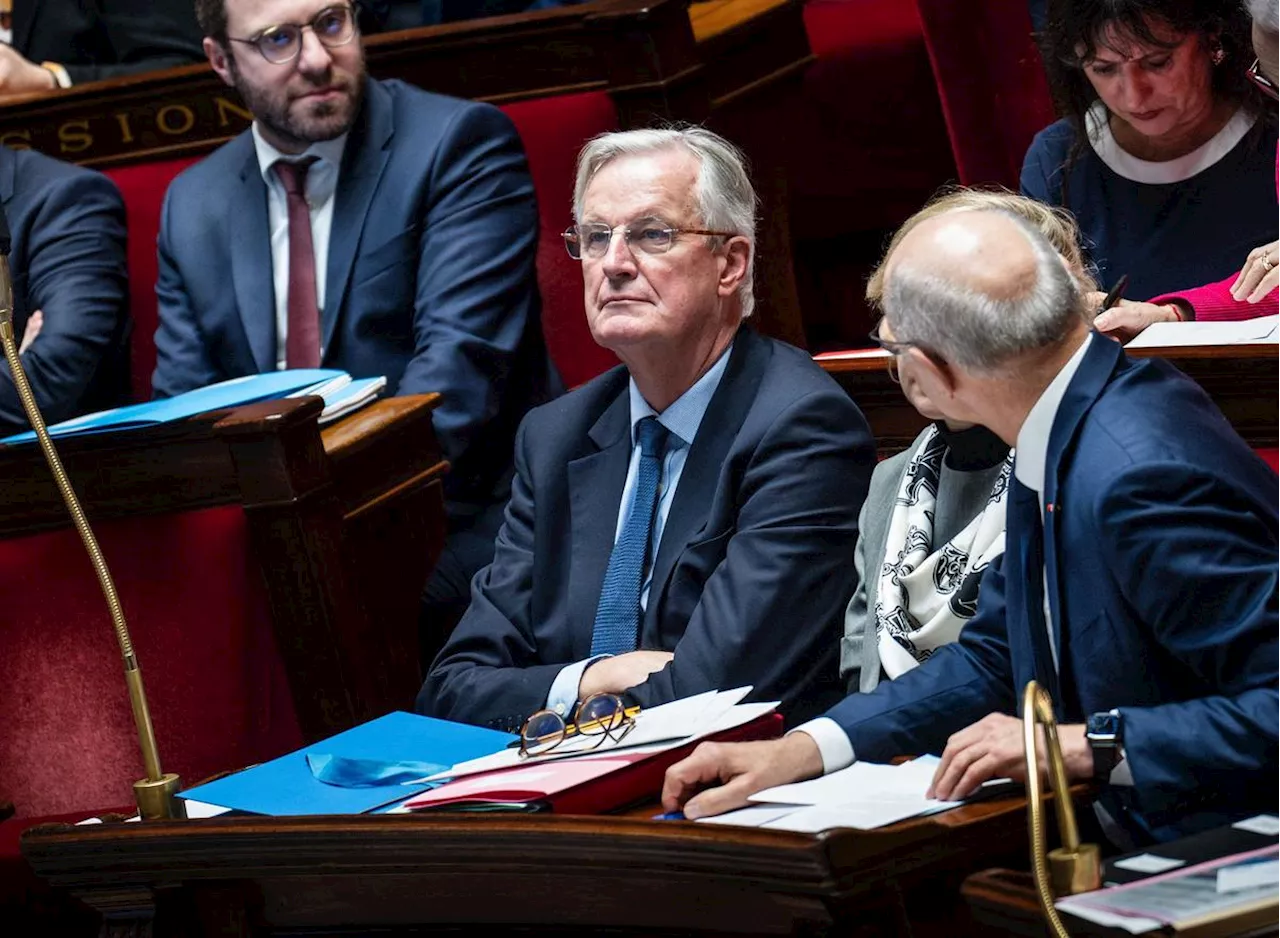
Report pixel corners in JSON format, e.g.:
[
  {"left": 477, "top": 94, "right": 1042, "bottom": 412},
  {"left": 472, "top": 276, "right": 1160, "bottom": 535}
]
[
  {"left": 1217, "top": 859, "right": 1279, "bottom": 894},
  {"left": 695, "top": 803, "right": 803, "bottom": 828},
  {"left": 1113, "top": 853, "right": 1187, "bottom": 874},
  {"left": 1232, "top": 814, "right": 1280, "bottom": 836},
  {"left": 1126, "top": 315, "right": 1279, "bottom": 348}
]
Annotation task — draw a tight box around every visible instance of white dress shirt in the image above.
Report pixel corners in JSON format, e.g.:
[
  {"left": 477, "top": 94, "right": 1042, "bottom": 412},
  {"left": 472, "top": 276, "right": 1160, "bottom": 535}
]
[
  {"left": 250, "top": 124, "right": 347, "bottom": 371},
  {"left": 544, "top": 344, "right": 734, "bottom": 718},
  {"left": 797, "top": 333, "right": 1113, "bottom": 779}
]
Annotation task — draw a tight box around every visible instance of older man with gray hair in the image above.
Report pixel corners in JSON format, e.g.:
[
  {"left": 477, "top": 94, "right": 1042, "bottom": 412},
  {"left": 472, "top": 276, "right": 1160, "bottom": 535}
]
[
  {"left": 417, "top": 127, "right": 875, "bottom": 732},
  {"left": 663, "top": 206, "right": 1278, "bottom": 846}
]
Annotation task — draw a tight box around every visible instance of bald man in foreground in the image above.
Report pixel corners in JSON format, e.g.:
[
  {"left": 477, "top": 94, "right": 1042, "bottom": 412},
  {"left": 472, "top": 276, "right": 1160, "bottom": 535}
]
[{"left": 663, "top": 208, "right": 1279, "bottom": 847}]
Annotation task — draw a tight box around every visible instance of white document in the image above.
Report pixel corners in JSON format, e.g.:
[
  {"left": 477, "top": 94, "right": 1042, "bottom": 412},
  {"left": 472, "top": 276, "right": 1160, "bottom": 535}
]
[
  {"left": 1232, "top": 814, "right": 1280, "bottom": 836},
  {"left": 1113, "top": 853, "right": 1187, "bottom": 875},
  {"left": 696, "top": 803, "right": 804, "bottom": 828},
  {"left": 1217, "top": 859, "right": 1279, "bottom": 894},
  {"left": 418, "top": 687, "right": 763, "bottom": 783},
  {"left": 1126, "top": 314, "right": 1279, "bottom": 348}
]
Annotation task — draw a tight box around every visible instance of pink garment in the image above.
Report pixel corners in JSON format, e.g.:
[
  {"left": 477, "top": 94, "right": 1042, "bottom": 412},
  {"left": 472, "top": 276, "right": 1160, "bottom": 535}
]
[{"left": 1151, "top": 143, "right": 1279, "bottom": 321}]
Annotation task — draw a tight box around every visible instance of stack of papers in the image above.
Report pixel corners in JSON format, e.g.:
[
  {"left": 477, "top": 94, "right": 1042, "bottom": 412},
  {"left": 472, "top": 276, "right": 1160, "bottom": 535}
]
[
  {"left": 0, "top": 368, "right": 387, "bottom": 445},
  {"left": 699, "top": 755, "right": 1013, "bottom": 833},
  {"left": 1126, "top": 314, "right": 1279, "bottom": 348},
  {"left": 1057, "top": 845, "right": 1279, "bottom": 934}
]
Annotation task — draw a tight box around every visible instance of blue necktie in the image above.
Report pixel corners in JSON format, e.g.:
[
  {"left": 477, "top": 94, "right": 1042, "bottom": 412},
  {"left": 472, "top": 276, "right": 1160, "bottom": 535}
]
[{"left": 591, "top": 416, "right": 670, "bottom": 656}]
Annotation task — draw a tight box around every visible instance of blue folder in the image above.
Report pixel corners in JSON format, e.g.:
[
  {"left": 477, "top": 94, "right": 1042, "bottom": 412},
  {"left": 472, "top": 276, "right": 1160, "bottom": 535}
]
[
  {"left": 178, "top": 711, "right": 517, "bottom": 816},
  {"left": 0, "top": 369, "right": 346, "bottom": 446}
]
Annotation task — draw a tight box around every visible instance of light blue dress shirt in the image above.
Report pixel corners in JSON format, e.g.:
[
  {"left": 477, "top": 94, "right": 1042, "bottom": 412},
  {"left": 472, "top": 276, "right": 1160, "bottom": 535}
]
[{"left": 544, "top": 343, "right": 734, "bottom": 717}]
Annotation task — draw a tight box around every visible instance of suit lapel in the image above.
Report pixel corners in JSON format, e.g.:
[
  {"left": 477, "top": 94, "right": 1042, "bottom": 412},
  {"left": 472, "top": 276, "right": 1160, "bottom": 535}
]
[
  {"left": 1041, "top": 334, "right": 1123, "bottom": 689},
  {"left": 566, "top": 384, "right": 632, "bottom": 660},
  {"left": 642, "top": 328, "right": 766, "bottom": 635},
  {"left": 231, "top": 142, "right": 277, "bottom": 372},
  {"left": 322, "top": 79, "right": 394, "bottom": 359}
]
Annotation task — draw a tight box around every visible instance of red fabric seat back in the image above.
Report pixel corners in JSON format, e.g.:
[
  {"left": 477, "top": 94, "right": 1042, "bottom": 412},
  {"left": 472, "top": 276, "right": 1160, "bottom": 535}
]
[
  {"left": 104, "top": 158, "right": 201, "bottom": 402},
  {"left": 500, "top": 92, "right": 621, "bottom": 388},
  {"left": 914, "top": 0, "right": 1056, "bottom": 188},
  {"left": 0, "top": 507, "right": 302, "bottom": 819}
]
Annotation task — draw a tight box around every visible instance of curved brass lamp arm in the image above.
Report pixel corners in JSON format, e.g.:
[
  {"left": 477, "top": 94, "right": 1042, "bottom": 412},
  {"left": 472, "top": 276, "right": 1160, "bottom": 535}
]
[
  {"left": 1024, "top": 680, "right": 1101, "bottom": 938},
  {"left": 0, "top": 262, "right": 183, "bottom": 820}
]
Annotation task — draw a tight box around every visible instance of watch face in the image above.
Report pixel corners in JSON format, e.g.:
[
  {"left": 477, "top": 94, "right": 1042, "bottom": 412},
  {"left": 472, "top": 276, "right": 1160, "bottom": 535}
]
[{"left": 1088, "top": 712, "right": 1120, "bottom": 738}]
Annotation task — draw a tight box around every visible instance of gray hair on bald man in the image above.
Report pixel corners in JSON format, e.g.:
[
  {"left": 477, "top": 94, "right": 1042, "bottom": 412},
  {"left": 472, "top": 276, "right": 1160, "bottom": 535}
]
[
  {"left": 573, "top": 126, "right": 758, "bottom": 318},
  {"left": 883, "top": 208, "right": 1088, "bottom": 375},
  {"left": 1247, "top": 0, "right": 1279, "bottom": 35}
]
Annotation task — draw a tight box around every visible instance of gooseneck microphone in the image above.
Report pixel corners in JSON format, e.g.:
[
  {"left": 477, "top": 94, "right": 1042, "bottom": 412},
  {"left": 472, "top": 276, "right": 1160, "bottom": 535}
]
[{"left": 0, "top": 204, "right": 184, "bottom": 820}]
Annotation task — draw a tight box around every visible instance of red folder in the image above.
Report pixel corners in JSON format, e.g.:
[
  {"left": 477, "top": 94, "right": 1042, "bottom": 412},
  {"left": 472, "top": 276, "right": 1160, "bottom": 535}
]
[{"left": 402, "top": 711, "right": 783, "bottom": 815}]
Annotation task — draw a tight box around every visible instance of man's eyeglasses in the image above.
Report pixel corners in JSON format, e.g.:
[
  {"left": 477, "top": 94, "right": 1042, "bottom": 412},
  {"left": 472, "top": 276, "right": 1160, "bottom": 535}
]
[
  {"left": 518, "top": 693, "right": 638, "bottom": 758},
  {"left": 564, "top": 218, "right": 738, "bottom": 260},
  {"left": 868, "top": 326, "right": 917, "bottom": 384},
  {"left": 227, "top": 3, "right": 358, "bottom": 66},
  {"left": 1247, "top": 58, "right": 1278, "bottom": 102}
]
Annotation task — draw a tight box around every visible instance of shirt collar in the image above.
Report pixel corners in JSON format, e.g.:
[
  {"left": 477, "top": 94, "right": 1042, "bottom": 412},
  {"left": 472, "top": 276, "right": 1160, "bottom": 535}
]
[
  {"left": 627, "top": 341, "right": 734, "bottom": 448},
  {"left": 1014, "top": 332, "right": 1094, "bottom": 496},
  {"left": 251, "top": 123, "right": 348, "bottom": 186}
]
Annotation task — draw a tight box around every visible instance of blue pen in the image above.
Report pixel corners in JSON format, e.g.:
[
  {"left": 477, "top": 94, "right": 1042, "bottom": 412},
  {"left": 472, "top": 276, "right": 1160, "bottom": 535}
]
[{"left": 652, "top": 810, "right": 686, "bottom": 820}]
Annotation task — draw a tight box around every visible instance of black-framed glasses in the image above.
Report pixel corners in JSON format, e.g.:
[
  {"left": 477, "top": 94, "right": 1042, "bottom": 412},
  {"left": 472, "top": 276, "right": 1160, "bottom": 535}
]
[
  {"left": 868, "top": 326, "right": 916, "bottom": 384},
  {"left": 1247, "top": 57, "right": 1278, "bottom": 101},
  {"left": 518, "top": 693, "right": 638, "bottom": 758},
  {"left": 563, "top": 218, "right": 738, "bottom": 260},
  {"left": 227, "top": 3, "right": 359, "bottom": 65}
]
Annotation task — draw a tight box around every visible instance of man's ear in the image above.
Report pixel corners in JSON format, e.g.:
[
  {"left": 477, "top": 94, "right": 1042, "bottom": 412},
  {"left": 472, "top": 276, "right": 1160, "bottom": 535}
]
[
  {"left": 715, "top": 236, "right": 751, "bottom": 298},
  {"left": 905, "top": 346, "right": 958, "bottom": 404},
  {"left": 204, "top": 37, "right": 235, "bottom": 88}
]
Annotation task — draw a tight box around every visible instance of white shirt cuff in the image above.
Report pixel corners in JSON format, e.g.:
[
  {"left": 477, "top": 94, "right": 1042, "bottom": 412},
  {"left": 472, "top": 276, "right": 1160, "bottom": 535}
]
[
  {"left": 546, "top": 656, "right": 607, "bottom": 718},
  {"left": 790, "top": 717, "right": 855, "bottom": 774}
]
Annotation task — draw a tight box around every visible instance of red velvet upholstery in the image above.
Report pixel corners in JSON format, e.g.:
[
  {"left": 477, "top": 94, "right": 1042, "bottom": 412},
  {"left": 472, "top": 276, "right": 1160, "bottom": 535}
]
[
  {"left": 500, "top": 92, "right": 621, "bottom": 388},
  {"left": 791, "top": 0, "right": 956, "bottom": 236},
  {"left": 0, "top": 506, "right": 302, "bottom": 820},
  {"left": 913, "top": 0, "right": 1056, "bottom": 189},
  {"left": 103, "top": 158, "right": 201, "bottom": 403}
]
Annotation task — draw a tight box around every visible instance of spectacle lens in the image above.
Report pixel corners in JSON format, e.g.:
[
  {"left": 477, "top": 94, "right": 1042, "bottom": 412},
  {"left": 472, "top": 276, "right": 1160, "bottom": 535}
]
[{"left": 520, "top": 710, "right": 567, "bottom": 757}]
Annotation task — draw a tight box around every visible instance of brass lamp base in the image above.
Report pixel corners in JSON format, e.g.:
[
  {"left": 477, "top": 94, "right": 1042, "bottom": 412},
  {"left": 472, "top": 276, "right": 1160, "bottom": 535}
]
[
  {"left": 134, "top": 773, "right": 186, "bottom": 820},
  {"left": 1050, "top": 843, "right": 1102, "bottom": 897}
]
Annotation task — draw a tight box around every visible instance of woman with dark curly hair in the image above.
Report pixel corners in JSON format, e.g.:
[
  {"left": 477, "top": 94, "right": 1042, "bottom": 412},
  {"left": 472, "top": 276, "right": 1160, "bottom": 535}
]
[{"left": 1021, "top": 0, "right": 1277, "bottom": 299}]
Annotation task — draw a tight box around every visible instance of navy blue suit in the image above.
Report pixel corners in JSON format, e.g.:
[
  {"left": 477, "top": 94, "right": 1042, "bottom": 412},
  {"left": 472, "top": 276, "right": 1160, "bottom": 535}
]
[
  {"left": 418, "top": 328, "right": 877, "bottom": 732},
  {"left": 153, "top": 78, "right": 560, "bottom": 528},
  {"left": 824, "top": 336, "right": 1278, "bottom": 843},
  {"left": 0, "top": 146, "right": 130, "bottom": 435}
]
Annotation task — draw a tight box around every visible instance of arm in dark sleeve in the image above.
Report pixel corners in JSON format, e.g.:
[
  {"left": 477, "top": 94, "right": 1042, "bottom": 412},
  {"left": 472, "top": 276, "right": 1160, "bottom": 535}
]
[
  {"left": 152, "top": 185, "right": 220, "bottom": 398},
  {"left": 1100, "top": 463, "right": 1279, "bottom": 803},
  {"left": 823, "top": 554, "right": 1018, "bottom": 763},
  {"left": 416, "top": 418, "right": 564, "bottom": 730},
  {"left": 60, "top": 1, "right": 204, "bottom": 85},
  {"left": 0, "top": 168, "right": 127, "bottom": 432},
  {"left": 624, "top": 387, "right": 875, "bottom": 718},
  {"left": 397, "top": 103, "right": 543, "bottom": 477},
  {"left": 1020, "top": 132, "right": 1056, "bottom": 203}
]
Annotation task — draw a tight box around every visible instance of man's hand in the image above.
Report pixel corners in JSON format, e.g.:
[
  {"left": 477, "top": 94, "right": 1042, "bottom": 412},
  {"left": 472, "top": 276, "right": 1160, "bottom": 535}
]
[
  {"left": 19, "top": 310, "right": 43, "bottom": 354},
  {"left": 1232, "top": 241, "right": 1280, "bottom": 303},
  {"left": 0, "top": 46, "right": 58, "bottom": 97},
  {"left": 577, "top": 650, "right": 673, "bottom": 699},
  {"left": 1091, "top": 294, "right": 1183, "bottom": 342},
  {"left": 662, "top": 732, "right": 824, "bottom": 819},
  {"left": 927, "top": 712, "right": 1092, "bottom": 800}
]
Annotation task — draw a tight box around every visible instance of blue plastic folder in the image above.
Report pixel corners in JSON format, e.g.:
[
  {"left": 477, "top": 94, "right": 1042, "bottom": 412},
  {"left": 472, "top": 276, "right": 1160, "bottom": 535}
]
[
  {"left": 0, "top": 369, "right": 346, "bottom": 446},
  {"left": 178, "top": 711, "right": 517, "bottom": 816}
]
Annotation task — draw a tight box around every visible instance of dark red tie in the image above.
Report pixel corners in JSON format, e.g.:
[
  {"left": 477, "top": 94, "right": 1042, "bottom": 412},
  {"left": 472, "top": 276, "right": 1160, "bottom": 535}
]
[{"left": 272, "top": 158, "right": 322, "bottom": 369}]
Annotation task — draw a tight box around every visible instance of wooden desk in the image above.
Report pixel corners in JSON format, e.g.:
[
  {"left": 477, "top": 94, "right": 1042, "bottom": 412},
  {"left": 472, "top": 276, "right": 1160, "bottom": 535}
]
[
  {"left": 20, "top": 790, "right": 1051, "bottom": 937},
  {"left": 0, "top": 395, "right": 447, "bottom": 741},
  {"left": 819, "top": 343, "right": 1279, "bottom": 459}
]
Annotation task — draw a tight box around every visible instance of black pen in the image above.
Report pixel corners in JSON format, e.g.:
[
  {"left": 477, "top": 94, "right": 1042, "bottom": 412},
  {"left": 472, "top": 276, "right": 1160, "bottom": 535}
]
[{"left": 1100, "top": 274, "right": 1129, "bottom": 311}]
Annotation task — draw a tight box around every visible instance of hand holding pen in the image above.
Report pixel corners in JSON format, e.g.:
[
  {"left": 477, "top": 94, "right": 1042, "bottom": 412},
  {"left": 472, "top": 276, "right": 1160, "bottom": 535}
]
[{"left": 1092, "top": 273, "right": 1186, "bottom": 343}]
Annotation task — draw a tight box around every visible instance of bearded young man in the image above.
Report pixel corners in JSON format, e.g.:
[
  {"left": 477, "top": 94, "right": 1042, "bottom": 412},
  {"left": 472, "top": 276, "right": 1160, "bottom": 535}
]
[{"left": 154, "top": 0, "right": 561, "bottom": 631}]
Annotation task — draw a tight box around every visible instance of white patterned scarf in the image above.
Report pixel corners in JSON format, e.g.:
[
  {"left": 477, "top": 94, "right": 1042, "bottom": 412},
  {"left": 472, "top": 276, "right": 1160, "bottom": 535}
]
[{"left": 875, "top": 424, "right": 1013, "bottom": 678}]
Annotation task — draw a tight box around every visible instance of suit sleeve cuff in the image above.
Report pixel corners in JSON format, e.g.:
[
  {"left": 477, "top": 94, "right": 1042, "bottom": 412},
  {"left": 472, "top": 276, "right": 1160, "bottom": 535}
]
[
  {"left": 790, "top": 717, "right": 855, "bottom": 774},
  {"left": 546, "top": 656, "right": 607, "bottom": 717}
]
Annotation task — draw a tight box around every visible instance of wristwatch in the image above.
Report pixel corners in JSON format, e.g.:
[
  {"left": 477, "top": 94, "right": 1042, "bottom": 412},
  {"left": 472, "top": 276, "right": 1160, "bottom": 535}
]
[{"left": 1086, "top": 709, "right": 1123, "bottom": 783}]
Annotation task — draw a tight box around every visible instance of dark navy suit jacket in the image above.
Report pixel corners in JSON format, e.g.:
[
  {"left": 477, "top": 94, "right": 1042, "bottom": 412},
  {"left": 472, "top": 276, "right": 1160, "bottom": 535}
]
[
  {"left": 153, "top": 78, "right": 559, "bottom": 519},
  {"left": 0, "top": 146, "right": 130, "bottom": 434},
  {"left": 417, "top": 328, "right": 877, "bottom": 731},
  {"left": 824, "top": 336, "right": 1278, "bottom": 842}
]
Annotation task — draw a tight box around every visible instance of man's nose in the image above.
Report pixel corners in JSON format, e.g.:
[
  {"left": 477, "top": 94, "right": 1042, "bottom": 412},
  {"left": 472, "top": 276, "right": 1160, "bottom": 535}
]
[
  {"left": 295, "top": 27, "right": 335, "bottom": 76},
  {"left": 600, "top": 229, "right": 638, "bottom": 279}
]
